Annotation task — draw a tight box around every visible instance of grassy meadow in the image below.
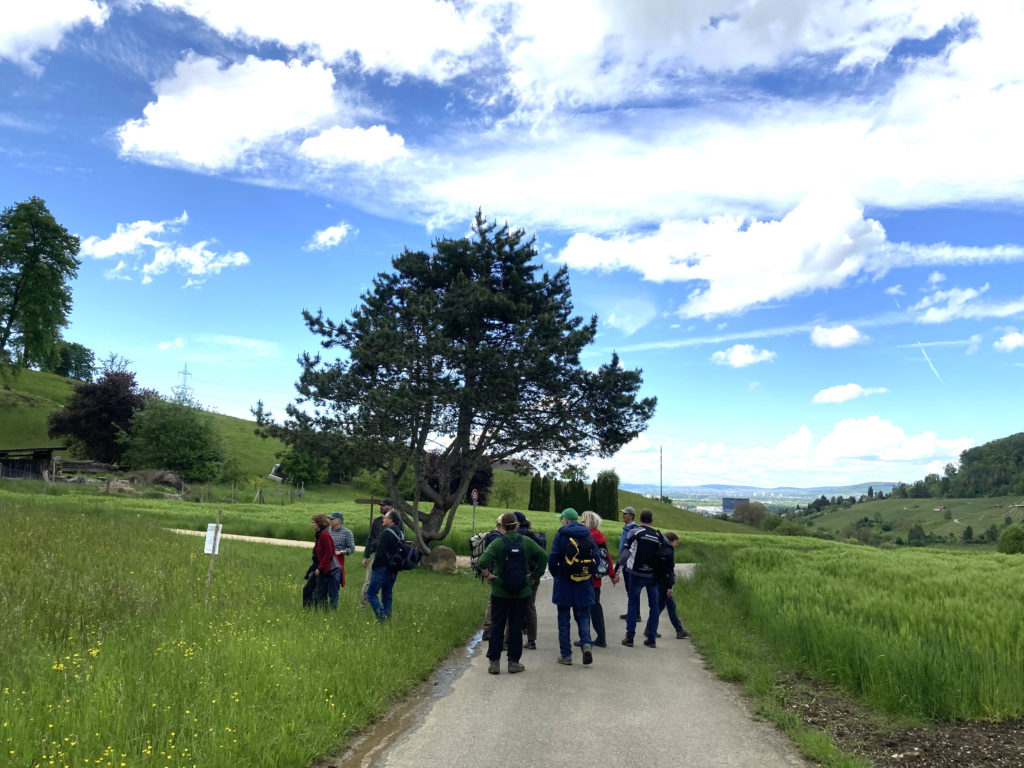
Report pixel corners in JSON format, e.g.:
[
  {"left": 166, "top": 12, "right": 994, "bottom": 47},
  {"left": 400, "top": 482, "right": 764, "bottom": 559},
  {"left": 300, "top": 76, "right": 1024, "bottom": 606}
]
[
  {"left": 675, "top": 533, "right": 1024, "bottom": 725},
  {"left": 0, "top": 494, "right": 487, "bottom": 768},
  {"left": 804, "top": 494, "right": 1024, "bottom": 547}
]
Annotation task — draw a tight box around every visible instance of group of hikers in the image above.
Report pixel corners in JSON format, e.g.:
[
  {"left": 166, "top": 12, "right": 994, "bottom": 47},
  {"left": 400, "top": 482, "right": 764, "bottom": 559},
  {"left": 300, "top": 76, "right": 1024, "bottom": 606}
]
[
  {"left": 303, "top": 499, "right": 690, "bottom": 670},
  {"left": 475, "top": 505, "right": 689, "bottom": 674},
  {"left": 304, "top": 499, "right": 405, "bottom": 620}
]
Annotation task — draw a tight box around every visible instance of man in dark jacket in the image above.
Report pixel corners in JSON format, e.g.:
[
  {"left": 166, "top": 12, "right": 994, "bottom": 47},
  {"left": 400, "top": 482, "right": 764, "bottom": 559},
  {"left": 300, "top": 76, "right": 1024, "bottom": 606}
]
[
  {"left": 478, "top": 512, "right": 547, "bottom": 674},
  {"left": 360, "top": 499, "right": 391, "bottom": 610},
  {"left": 548, "top": 508, "right": 597, "bottom": 666},
  {"left": 616, "top": 508, "right": 667, "bottom": 647},
  {"left": 366, "top": 509, "right": 403, "bottom": 621}
]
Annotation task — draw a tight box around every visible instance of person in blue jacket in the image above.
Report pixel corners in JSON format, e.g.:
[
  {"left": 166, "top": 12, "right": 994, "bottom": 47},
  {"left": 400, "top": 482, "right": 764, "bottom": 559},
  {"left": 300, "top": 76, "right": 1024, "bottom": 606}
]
[{"left": 548, "top": 508, "right": 597, "bottom": 666}]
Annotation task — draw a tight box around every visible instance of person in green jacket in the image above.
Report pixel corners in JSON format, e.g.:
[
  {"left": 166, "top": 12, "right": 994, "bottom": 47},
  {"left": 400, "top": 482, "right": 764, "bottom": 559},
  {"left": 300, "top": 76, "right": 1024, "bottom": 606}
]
[{"left": 478, "top": 512, "right": 548, "bottom": 675}]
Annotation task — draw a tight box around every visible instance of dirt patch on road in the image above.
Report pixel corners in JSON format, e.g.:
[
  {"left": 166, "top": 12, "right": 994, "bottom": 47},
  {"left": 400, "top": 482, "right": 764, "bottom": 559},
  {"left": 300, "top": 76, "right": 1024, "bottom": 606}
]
[{"left": 780, "top": 673, "right": 1024, "bottom": 767}]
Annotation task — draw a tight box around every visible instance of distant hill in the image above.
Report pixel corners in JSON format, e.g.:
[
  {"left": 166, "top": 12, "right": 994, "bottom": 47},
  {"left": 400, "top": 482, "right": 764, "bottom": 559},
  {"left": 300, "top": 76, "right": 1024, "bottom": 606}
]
[
  {"left": 621, "top": 481, "right": 895, "bottom": 506},
  {"left": 0, "top": 367, "right": 284, "bottom": 480}
]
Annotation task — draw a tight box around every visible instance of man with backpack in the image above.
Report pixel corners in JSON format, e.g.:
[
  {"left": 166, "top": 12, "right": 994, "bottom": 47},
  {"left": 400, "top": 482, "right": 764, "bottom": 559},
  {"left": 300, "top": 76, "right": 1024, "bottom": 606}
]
[
  {"left": 548, "top": 508, "right": 599, "bottom": 666},
  {"left": 618, "top": 506, "right": 640, "bottom": 621},
  {"left": 365, "top": 509, "right": 404, "bottom": 622},
  {"left": 477, "top": 513, "right": 547, "bottom": 674},
  {"left": 616, "top": 508, "right": 668, "bottom": 648},
  {"left": 514, "top": 511, "right": 547, "bottom": 650}
]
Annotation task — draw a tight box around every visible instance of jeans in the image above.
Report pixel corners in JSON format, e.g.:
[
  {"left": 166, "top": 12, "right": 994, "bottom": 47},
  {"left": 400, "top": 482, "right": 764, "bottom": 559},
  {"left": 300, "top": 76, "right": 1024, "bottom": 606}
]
[
  {"left": 327, "top": 569, "right": 342, "bottom": 610},
  {"left": 366, "top": 566, "right": 397, "bottom": 620},
  {"left": 658, "top": 583, "right": 685, "bottom": 633},
  {"left": 312, "top": 569, "right": 340, "bottom": 610},
  {"left": 626, "top": 574, "right": 660, "bottom": 640},
  {"left": 591, "top": 585, "right": 606, "bottom": 644},
  {"left": 488, "top": 595, "right": 526, "bottom": 662},
  {"left": 556, "top": 604, "right": 592, "bottom": 659}
]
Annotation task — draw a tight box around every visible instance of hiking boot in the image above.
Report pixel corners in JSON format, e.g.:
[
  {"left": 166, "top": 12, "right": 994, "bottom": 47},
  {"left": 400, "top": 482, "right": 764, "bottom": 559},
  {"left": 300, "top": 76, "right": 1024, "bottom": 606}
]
[
  {"left": 656, "top": 633, "right": 662, "bottom": 638},
  {"left": 643, "top": 637, "right": 657, "bottom": 648},
  {"left": 594, "top": 640, "right": 607, "bottom": 648},
  {"left": 557, "top": 655, "right": 573, "bottom": 665},
  {"left": 488, "top": 659, "right": 500, "bottom": 674},
  {"left": 525, "top": 641, "right": 537, "bottom": 650},
  {"left": 582, "top": 645, "right": 593, "bottom": 665},
  {"left": 621, "top": 636, "right": 634, "bottom": 647},
  {"left": 508, "top": 661, "right": 525, "bottom": 674},
  {"left": 677, "top": 630, "right": 691, "bottom": 639},
  {"left": 573, "top": 640, "right": 583, "bottom": 647},
  {"left": 619, "top": 613, "right": 628, "bottom": 620}
]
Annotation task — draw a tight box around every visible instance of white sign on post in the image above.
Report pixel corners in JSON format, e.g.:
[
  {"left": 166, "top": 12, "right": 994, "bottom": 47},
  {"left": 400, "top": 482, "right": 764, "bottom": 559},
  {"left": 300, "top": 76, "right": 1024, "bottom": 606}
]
[{"left": 203, "top": 523, "right": 222, "bottom": 554}]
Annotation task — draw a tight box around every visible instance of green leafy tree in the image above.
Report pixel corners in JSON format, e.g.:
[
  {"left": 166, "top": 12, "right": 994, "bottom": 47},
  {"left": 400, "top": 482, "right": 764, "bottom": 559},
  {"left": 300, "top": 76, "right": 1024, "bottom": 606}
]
[
  {"left": 590, "top": 469, "right": 620, "bottom": 520},
  {"left": 46, "top": 340, "right": 95, "bottom": 381},
  {"left": 47, "top": 365, "right": 148, "bottom": 464},
  {"left": 0, "top": 197, "right": 81, "bottom": 370},
  {"left": 490, "top": 472, "right": 518, "bottom": 509},
  {"left": 281, "top": 212, "right": 656, "bottom": 550},
  {"left": 732, "top": 500, "right": 768, "bottom": 527},
  {"left": 962, "top": 525, "right": 974, "bottom": 544},
  {"left": 997, "top": 524, "right": 1024, "bottom": 554},
  {"left": 122, "top": 394, "right": 225, "bottom": 482}
]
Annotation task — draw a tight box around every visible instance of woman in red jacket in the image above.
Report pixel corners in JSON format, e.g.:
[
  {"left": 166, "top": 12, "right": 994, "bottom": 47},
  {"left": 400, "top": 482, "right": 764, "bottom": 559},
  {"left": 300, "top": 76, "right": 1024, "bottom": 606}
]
[{"left": 581, "top": 510, "right": 619, "bottom": 647}]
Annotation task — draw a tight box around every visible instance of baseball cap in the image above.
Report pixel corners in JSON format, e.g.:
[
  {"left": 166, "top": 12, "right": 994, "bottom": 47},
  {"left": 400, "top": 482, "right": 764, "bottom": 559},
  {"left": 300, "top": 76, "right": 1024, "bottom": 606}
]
[
  {"left": 620, "top": 506, "right": 636, "bottom": 517},
  {"left": 327, "top": 512, "right": 344, "bottom": 521},
  {"left": 559, "top": 508, "right": 579, "bottom": 521}
]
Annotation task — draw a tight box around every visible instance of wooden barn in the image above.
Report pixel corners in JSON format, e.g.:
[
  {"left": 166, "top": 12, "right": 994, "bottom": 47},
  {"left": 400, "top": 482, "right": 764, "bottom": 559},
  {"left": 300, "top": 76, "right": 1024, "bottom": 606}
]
[{"left": 0, "top": 446, "right": 65, "bottom": 481}]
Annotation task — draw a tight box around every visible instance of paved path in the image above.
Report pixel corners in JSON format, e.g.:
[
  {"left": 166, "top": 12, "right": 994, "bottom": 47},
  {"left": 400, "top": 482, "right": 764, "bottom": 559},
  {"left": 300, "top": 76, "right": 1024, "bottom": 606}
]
[
  {"left": 172, "top": 530, "right": 810, "bottom": 767},
  {"left": 370, "top": 567, "right": 811, "bottom": 768}
]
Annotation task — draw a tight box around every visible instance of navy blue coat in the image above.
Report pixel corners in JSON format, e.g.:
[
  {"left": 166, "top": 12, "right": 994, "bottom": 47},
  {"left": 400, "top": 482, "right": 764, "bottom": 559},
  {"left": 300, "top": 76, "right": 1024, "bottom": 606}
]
[{"left": 548, "top": 521, "right": 596, "bottom": 608}]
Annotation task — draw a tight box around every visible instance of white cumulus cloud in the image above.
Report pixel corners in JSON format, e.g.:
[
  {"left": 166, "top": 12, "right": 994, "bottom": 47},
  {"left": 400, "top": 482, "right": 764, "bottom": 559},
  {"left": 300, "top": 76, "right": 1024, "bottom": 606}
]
[
  {"left": 811, "top": 324, "right": 868, "bottom": 348},
  {"left": 305, "top": 221, "right": 356, "bottom": 251},
  {"left": 118, "top": 54, "right": 339, "bottom": 170},
  {"left": 0, "top": 1, "right": 107, "bottom": 73},
  {"left": 300, "top": 125, "right": 407, "bottom": 167},
  {"left": 813, "top": 383, "right": 888, "bottom": 404},
  {"left": 83, "top": 212, "right": 249, "bottom": 286},
  {"left": 711, "top": 344, "right": 776, "bottom": 368},
  {"left": 994, "top": 330, "right": 1024, "bottom": 352}
]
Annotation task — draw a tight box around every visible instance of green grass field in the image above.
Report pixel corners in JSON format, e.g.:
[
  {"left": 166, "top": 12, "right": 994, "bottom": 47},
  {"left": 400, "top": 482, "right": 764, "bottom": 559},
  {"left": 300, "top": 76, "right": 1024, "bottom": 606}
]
[{"left": 0, "top": 495, "right": 487, "bottom": 768}]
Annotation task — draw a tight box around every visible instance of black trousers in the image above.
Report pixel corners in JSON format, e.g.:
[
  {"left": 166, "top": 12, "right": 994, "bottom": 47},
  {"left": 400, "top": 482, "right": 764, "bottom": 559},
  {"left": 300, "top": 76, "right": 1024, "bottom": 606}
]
[{"left": 487, "top": 595, "right": 526, "bottom": 663}]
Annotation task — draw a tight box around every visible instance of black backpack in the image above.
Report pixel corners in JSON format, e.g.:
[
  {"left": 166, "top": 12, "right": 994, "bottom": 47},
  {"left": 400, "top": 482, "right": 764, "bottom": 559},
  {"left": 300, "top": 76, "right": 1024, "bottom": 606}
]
[
  {"left": 563, "top": 534, "right": 597, "bottom": 582},
  {"left": 594, "top": 543, "right": 610, "bottom": 577},
  {"left": 386, "top": 529, "right": 422, "bottom": 572},
  {"left": 654, "top": 539, "right": 675, "bottom": 579},
  {"left": 501, "top": 534, "right": 528, "bottom": 592},
  {"left": 630, "top": 527, "right": 665, "bottom": 576}
]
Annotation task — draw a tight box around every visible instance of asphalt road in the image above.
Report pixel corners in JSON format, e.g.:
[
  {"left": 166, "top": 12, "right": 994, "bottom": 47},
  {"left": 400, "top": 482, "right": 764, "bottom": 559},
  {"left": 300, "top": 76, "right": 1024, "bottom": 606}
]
[{"left": 368, "top": 566, "right": 811, "bottom": 768}]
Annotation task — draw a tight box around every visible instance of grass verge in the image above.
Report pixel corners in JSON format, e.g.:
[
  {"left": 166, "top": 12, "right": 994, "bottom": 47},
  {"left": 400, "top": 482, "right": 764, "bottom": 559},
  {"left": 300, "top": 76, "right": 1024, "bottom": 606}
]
[{"left": 0, "top": 495, "right": 487, "bottom": 768}]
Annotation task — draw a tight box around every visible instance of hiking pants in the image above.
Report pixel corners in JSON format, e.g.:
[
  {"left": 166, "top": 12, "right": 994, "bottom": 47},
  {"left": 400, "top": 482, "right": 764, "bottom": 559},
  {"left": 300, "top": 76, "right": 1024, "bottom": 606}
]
[{"left": 488, "top": 595, "right": 526, "bottom": 662}]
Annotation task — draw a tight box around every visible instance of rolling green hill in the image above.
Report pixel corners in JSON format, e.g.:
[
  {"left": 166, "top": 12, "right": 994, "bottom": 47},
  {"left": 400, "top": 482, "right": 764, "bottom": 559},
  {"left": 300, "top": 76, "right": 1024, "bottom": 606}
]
[
  {"left": 802, "top": 494, "right": 1024, "bottom": 546},
  {"left": 0, "top": 369, "right": 74, "bottom": 448},
  {"left": 0, "top": 368, "right": 284, "bottom": 479}
]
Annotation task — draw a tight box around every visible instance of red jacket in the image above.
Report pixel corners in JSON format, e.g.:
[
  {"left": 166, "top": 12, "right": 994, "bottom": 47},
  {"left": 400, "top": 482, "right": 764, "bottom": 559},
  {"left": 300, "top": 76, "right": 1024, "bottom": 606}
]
[
  {"left": 314, "top": 527, "right": 336, "bottom": 573},
  {"left": 590, "top": 528, "right": 616, "bottom": 587}
]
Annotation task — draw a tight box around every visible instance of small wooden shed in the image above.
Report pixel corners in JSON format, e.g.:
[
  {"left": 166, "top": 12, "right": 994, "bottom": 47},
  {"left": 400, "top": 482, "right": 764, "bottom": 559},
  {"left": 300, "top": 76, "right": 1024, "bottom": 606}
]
[{"left": 0, "top": 446, "right": 66, "bottom": 481}]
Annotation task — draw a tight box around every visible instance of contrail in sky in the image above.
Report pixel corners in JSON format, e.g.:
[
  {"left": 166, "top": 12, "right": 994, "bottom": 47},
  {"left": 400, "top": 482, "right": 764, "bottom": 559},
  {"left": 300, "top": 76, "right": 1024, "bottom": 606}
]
[{"left": 918, "top": 342, "right": 943, "bottom": 382}]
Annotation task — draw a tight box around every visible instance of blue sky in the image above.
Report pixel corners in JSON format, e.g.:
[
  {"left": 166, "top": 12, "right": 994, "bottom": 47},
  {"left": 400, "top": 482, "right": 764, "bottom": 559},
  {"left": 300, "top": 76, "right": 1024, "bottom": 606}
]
[{"left": 3, "top": 1, "right": 1022, "bottom": 489}]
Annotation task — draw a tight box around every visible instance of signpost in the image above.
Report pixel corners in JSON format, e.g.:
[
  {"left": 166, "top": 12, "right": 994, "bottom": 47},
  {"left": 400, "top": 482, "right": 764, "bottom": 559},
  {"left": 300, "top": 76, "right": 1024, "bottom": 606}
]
[
  {"left": 203, "top": 509, "right": 223, "bottom": 604},
  {"left": 471, "top": 487, "right": 479, "bottom": 532},
  {"left": 355, "top": 497, "right": 385, "bottom": 529}
]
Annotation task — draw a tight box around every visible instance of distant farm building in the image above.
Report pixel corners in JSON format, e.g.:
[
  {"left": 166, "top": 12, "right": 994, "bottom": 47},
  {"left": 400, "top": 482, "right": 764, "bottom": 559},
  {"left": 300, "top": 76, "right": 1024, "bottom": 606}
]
[
  {"left": 723, "top": 497, "right": 749, "bottom": 515},
  {"left": 0, "top": 447, "right": 65, "bottom": 481}
]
